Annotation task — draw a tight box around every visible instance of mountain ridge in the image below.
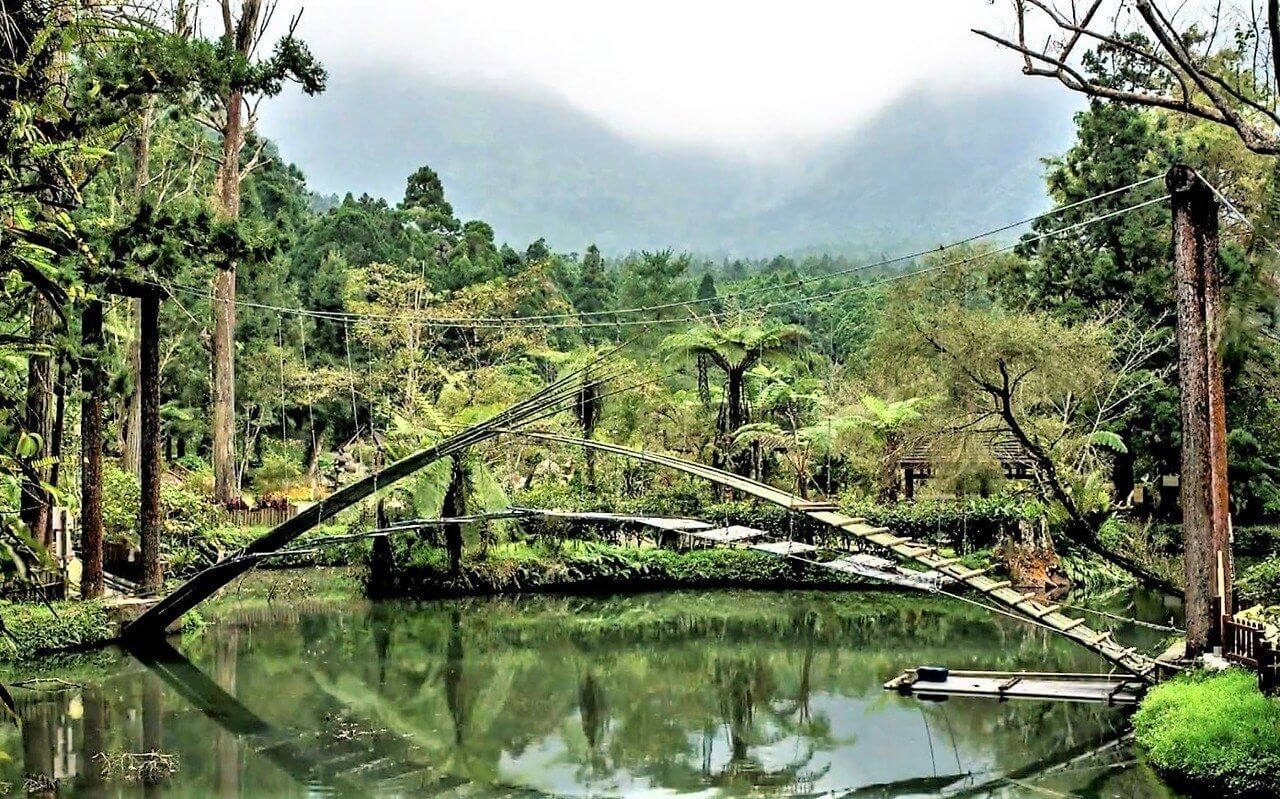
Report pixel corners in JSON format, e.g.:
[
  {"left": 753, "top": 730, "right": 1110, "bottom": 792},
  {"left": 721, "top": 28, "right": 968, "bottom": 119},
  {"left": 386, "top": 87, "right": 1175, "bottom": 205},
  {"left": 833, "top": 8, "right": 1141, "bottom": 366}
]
[{"left": 260, "top": 71, "right": 1081, "bottom": 257}]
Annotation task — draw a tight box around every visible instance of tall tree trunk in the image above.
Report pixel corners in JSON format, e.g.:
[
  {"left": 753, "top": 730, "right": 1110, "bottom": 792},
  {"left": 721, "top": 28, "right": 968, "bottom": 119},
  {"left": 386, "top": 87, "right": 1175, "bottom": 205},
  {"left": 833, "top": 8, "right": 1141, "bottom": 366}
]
[
  {"left": 20, "top": 296, "right": 56, "bottom": 547},
  {"left": 212, "top": 262, "right": 237, "bottom": 501},
  {"left": 45, "top": 352, "right": 67, "bottom": 546},
  {"left": 1169, "top": 165, "right": 1229, "bottom": 656},
  {"left": 212, "top": 87, "right": 244, "bottom": 503},
  {"left": 140, "top": 293, "right": 163, "bottom": 593},
  {"left": 442, "top": 454, "right": 468, "bottom": 575},
  {"left": 80, "top": 300, "right": 105, "bottom": 600},
  {"left": 878, "top": 433, "right": 902, "bottom": 503},
  {"left": 726, "top": 368, "right": 750, "bottom": 477},
  {"left": 124, "top": 301, "right": 144, "bottom": 474},
  {"left": 124, "top": 97, "right": 154, "bottom": 475}
]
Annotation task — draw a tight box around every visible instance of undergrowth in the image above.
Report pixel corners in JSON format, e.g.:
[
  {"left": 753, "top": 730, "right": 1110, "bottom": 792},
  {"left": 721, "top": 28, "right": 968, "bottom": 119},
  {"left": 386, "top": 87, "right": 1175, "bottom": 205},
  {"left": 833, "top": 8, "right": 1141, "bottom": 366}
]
[
  {"left": 0, "top": 601, "right": 114, "bottom": 661},
  {"left": 369, "top": 540, "right": 882, "bottom": 598}
]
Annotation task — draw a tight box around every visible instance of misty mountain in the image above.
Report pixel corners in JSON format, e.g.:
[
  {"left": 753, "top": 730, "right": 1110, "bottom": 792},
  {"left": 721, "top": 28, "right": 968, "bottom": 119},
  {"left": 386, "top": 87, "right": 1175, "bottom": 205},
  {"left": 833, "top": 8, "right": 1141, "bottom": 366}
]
[{"left": 261, "top": 71, "right": 1080, "bottom": 257}]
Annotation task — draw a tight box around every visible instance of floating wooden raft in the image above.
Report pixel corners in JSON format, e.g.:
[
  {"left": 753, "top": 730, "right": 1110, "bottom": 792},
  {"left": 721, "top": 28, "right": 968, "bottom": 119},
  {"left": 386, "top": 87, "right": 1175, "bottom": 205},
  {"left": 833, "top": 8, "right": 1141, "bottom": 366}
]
[
  {"left": 517, "top": 433, "right": 1159, "bottom": 679},
  {"left": 885, "top": 668, "right": 1147, "bottom": 706}
]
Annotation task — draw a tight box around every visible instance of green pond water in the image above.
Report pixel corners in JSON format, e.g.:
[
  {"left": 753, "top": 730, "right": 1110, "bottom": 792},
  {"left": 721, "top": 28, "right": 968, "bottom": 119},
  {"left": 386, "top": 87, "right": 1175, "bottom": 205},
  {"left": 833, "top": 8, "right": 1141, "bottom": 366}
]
[{"left": 1, "top": 588, "right": 1187, "bottom": 798}]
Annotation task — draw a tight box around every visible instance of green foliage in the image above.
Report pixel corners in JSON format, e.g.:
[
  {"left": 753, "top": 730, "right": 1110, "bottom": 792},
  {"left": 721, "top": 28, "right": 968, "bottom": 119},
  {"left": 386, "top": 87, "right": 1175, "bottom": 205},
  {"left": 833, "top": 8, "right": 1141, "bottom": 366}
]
[
  {"left": 102, "top": 464, "right": 141, "bottom": 544},
  {"left": 847, "top": 496, "right": 1029, "bottom": 552},
  {"left": 1236, "top": 525, "right": 1280, "bottom": 557},
  {"left": 252, "top": 440, "right": 305, "bottom": 496},
  {"left": 102, "top": 462, "right": 215, "bottom": 549},
  {"left": 0, "top": 601, "right": 113, "bottom": 661},
  {"left": 1134, "top": 670, "right": 1280, "bottom": 797},
  {"left": 1239, "top": 556, "right": 1280, "bottom": 606},
  {"left": 371, "top": 539, "right": 876, "bottom": 598}
]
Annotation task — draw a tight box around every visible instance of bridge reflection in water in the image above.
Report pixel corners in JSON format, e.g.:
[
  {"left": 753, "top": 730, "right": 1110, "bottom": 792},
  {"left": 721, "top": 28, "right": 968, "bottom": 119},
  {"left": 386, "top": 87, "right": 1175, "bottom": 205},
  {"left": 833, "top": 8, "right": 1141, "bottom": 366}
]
[{"left": 2, "top": 590, "right": 1181, "bottom": 798}]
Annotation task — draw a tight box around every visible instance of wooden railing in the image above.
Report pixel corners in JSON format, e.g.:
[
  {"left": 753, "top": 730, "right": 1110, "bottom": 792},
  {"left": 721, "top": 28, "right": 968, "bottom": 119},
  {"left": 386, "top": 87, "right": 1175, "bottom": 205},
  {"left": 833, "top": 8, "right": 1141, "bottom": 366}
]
[{"left": 1213, "top": 597, "right": 1279, "bottom": 694}]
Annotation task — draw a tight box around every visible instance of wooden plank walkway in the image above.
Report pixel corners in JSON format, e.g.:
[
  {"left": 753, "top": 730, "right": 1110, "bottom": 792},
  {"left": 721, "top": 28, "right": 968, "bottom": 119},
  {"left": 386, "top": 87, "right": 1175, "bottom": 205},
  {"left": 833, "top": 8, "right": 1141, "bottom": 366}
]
[{"left": 519, "top": 432, "right": 1159, "bottom": 678}]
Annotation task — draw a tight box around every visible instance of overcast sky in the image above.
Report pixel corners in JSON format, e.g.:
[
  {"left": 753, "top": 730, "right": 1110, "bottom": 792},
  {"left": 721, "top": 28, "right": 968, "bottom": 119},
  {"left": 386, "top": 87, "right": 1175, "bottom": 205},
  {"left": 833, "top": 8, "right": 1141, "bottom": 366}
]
[{"left": 258, "top": 1, "right": 1024, "bottom": 160}]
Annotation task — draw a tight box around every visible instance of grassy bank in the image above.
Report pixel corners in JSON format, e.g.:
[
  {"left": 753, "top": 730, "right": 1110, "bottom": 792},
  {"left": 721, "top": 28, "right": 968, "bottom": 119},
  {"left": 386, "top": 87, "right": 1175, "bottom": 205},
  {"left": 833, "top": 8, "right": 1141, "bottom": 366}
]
[
  {"left": 0, "top": 601, "right": 114, "bottom": 661},
  {"left": 1133, "top": 669, "right": 1280, "bottom": 797},
  {"left": 369, "top": 539, "right": 915, "bottom": 599}
]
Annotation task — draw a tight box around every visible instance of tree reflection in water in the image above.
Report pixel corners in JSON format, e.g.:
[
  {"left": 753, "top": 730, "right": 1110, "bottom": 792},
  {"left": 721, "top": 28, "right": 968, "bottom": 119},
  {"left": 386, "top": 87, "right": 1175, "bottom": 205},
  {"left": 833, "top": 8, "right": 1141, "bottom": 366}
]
[{"left": 0, "top": 590, "right": 1185, "bottom": 798}]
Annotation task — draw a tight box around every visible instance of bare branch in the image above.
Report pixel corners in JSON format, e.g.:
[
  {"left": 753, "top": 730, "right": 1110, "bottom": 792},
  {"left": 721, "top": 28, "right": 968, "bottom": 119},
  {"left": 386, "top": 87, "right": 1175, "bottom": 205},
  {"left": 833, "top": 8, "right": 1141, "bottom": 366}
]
[{"left": 975, "top": 0, "right": 1280, "bottom": 156}]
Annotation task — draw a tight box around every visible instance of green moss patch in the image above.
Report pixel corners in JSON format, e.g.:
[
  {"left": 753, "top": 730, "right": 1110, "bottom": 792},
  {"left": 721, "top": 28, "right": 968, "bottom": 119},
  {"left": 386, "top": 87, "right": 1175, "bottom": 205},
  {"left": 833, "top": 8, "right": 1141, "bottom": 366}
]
[{"left": 1133, "top": 669, "right": 1280, "bottom": 797}]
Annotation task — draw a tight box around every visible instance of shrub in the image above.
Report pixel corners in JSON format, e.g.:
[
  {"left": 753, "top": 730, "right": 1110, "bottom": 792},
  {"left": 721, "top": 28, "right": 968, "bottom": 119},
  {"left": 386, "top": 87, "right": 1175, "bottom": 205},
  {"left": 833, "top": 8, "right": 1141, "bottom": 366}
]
[
  {"left": 0, "top": 601, "right": 113, "bottom": 660},
  {"left": 1133, "top": 670, "right": 1280, "bottom": 797},
  {"left": 160, "top": 482, "right": 218, "bottom": 541},
  {"left": 1236, "top": 525, "right": 1280, "bottom": 557},
  {"left": 172, "top": 454, "right": 207, "bottom": 473},
  {"left": 1239, "top": 556, "right": 1280, "bottom": 606},
  {"left": 101, "top": 463, "right": 218, "bottom": 546},
  {"left": 846, "top": 496, "right": 1029, "bottom": 552},
  {"left": 252, "top": 440, "right": 306, "bottom": 497},
  {"left": 102, "top": 463, "right": 141, "bottom": 544},
  {"left": 369, "top": 539, "right": 875, "bottom": 599}
]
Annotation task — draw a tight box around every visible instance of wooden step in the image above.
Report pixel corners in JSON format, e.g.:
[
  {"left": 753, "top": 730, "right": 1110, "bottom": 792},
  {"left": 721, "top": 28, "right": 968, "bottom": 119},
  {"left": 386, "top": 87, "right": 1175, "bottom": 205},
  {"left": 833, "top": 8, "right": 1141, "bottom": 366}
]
[
  {"left": 1028, "top": 604, "right": 1060, "bottom": 619},
  {"left": 984, "top": 580, "right": 1012, "bottom": 591},
  {"left": 1058, "top": 618, "right": 1088, "bottom": 632},
  {"left": 748, "top": 540, "right": 818, "bottom": 556},
  {"left": 791, "top": 500, "right": 839, "bottom": 512},
  {"left": 1087, "top": 630, "right": 1114, "bottom": 646},
  {"left": 955, "top": 567, "right": 992, "bottom": 580}
]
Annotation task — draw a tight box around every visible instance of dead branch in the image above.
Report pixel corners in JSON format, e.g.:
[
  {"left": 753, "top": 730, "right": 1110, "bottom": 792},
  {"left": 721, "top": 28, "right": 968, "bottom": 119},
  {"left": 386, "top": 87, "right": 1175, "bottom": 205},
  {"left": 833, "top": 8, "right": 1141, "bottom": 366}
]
[{"left": 976, "top": 0, "right": 1280, "bottom": 155}]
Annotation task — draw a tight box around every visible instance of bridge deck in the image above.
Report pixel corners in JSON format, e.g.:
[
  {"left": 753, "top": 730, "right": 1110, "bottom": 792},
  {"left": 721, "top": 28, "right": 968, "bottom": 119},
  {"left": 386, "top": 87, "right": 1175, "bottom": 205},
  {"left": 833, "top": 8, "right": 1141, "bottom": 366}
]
[{"left": 520, "top": 432, "right": 1159, "bottom": 678}]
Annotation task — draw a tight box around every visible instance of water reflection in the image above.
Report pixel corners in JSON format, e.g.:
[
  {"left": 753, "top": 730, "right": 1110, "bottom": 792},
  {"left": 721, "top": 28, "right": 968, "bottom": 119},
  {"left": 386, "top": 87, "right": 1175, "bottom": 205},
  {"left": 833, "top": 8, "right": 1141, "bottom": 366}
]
[{"left": 0, "top": 590, "right": 1184, "bottom": 798}]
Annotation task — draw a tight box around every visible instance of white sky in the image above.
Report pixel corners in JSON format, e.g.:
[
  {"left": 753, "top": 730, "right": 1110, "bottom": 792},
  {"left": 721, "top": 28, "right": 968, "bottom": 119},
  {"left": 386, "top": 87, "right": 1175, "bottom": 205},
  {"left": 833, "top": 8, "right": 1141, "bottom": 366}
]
[{"left": 268, "top": 1, "right": 1021, "bottom": 157}]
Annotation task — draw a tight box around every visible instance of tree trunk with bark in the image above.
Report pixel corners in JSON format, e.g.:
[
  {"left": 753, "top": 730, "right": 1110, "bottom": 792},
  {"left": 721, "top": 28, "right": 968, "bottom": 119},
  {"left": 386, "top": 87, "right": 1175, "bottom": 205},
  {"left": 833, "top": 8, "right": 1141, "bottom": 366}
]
[
  {"left": 80, "top": 300, "right": 105, "bottom": 600},
  {"left": 442, "top": 454, "right": 468, "bottom": 575},
  {"left": 20, "top": 296, "right": 56, "bottom": 546},
  {"left": 140, "top": 293, "right": 163, "bottom": 593},
  {"left": 211, "top": 84, "right": 244, "bottom": 503},
  {"left": 45, "top": 353, "right": 67, "bottom": 546},
  {"left": 1169, "top": 165, "right": 1229, "bottom": 656}
]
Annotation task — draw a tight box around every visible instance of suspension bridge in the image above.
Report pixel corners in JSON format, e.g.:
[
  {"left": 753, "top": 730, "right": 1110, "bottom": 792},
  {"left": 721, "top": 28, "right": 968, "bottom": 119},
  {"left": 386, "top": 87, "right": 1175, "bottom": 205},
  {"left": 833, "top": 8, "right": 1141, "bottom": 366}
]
[
  {"left": 118, "top": 170, "right": 1234, "bottom": 684},
  {"left": 123, "top": 381, "right": 1163, "bottom": 679}
]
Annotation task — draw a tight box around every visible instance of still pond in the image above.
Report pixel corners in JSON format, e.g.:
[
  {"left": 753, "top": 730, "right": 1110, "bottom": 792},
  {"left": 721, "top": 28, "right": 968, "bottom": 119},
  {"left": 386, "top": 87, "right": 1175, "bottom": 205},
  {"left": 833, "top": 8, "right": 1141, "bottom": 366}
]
[{"left": 2, "top": 588, "right": 1187, "bottom": 797}]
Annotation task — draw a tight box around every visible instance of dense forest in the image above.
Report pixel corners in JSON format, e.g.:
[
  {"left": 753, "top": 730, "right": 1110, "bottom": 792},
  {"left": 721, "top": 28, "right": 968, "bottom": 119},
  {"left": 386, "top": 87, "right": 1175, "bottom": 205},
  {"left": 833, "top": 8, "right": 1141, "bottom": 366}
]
[{"left": 4, "top": 1, "right": 1280, "bottom": 609}]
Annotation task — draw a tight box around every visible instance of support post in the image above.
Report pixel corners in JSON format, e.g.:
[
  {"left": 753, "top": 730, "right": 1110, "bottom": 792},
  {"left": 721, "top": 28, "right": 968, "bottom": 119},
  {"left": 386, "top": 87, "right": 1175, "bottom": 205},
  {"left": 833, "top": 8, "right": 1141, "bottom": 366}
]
[
  {"left": 1169, "top": 165, "right": 1230, "bottom": 657},
  {"left": 140, "top": 291, "right": 163, "bottom": 593},
  {"left": 79, "top": 299, "right": 104, "bottom": 600}
]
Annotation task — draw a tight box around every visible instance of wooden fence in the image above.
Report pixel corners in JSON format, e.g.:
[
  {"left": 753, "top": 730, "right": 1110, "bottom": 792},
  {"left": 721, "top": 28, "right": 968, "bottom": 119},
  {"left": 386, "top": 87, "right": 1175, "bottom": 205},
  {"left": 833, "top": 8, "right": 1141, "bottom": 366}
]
[
  {"left": 0, "top": 576, "right": 66, "bottom": 603},
  {"left": 217, "top": 506, "right": 298, "bottom": 528},
  {"left": 1213, "top": 597, "right": 1279, "bottom": 694}
]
